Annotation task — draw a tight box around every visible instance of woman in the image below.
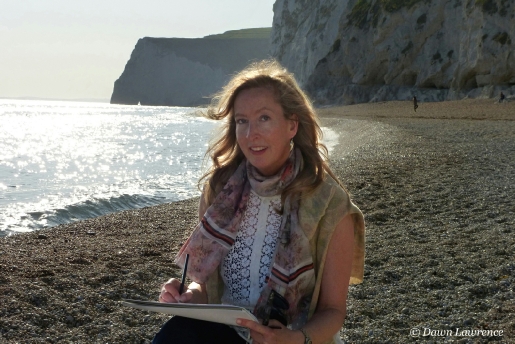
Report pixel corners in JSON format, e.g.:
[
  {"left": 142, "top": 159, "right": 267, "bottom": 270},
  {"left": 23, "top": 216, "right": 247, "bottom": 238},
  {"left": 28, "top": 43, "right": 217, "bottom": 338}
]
[{"left": 154, "top": 60, "right": 365, "bottom": 344}]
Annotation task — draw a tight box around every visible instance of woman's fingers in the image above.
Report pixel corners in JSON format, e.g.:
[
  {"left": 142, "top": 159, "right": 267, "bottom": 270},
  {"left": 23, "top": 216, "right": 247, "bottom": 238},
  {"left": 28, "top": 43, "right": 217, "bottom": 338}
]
[
  {"left": 159, "top": 290, "right": 177, "bottom": 303},
  {"left": 237, "top": 318, "right": 287, "bottom": 343},
  {"left": 159, "top": 278, "right": 193, "bottom": 303},
  {"left": 237, "top": 318, "right": 285, "bottom": 331},
  {"left": 238, "top": 319, "right": 268, "bottom": 341},
  {"left": 177, "top": 289, "right": 193, "bottom": 303},
  {"left": 162, "top": 279, "right": 181, "bottom": 297},
  {"left": 236, "top": 318, "right": 262, "bottom": 331}
]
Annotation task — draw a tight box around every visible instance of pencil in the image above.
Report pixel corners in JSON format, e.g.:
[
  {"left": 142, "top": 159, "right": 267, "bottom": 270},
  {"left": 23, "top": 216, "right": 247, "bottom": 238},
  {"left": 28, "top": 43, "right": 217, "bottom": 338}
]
[{"left": 179, "top": 253, "right": 189, "bottom": 295}]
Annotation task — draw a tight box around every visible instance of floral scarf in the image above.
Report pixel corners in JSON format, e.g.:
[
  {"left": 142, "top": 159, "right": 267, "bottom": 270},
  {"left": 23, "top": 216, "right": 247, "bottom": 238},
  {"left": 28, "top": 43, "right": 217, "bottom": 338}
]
[{"left": 175, "top": 148, "right": 315, "bottom": 326}]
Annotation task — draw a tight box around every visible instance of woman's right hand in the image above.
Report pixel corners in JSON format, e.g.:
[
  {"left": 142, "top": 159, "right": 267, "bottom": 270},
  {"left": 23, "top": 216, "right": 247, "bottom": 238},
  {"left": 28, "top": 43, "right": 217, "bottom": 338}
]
[{"left": 159, "top": 278, "right": 193, "bottom": 303}]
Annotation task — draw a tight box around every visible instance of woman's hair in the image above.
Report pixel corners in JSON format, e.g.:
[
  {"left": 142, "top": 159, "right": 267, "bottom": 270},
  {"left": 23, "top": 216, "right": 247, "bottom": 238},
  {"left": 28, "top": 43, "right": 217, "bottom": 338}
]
[{"left": 200, "top": 59, "right": 343, "bottom": 205}]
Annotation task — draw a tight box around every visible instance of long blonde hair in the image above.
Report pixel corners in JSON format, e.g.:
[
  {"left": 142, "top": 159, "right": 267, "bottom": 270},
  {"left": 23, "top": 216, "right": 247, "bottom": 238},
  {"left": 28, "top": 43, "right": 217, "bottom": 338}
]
[{"left": 200, "top": 60, "right": 343, "bottom": 205}]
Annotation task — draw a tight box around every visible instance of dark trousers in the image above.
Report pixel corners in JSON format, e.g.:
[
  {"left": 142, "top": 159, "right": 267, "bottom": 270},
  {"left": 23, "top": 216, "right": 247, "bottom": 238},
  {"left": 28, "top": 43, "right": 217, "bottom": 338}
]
[{"left": 152, "top": 316, "right": 247, "bottom": 344}]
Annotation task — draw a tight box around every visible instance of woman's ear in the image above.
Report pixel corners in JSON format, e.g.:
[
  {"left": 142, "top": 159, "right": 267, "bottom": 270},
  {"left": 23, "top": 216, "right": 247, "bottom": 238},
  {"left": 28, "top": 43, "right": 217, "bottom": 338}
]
[{"left": 289, "top": 114, "right": 299, "bottom": 137}]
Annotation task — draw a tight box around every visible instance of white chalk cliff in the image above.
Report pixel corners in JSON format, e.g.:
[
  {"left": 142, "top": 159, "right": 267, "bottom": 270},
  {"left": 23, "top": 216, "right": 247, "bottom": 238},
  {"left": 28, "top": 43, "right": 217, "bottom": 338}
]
[
  {"left": 111, "top": 30, "right": 271, "bottom": 106},
  {"left": 271, "top": 0, "right": 515, "bottom": 104}
]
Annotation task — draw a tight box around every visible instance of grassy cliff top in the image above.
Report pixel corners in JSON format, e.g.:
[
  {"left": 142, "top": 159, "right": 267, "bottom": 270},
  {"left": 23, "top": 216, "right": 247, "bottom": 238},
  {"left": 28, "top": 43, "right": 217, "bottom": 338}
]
[{"left": 204, "top": 27, "right": 272, "bottom": 39}]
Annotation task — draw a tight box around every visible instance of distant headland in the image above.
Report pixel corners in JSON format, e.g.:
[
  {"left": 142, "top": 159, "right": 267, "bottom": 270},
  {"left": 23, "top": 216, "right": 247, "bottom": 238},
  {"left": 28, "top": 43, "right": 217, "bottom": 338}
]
[{"left": 110, "top": 28, "right": 271, "bottom": 107}]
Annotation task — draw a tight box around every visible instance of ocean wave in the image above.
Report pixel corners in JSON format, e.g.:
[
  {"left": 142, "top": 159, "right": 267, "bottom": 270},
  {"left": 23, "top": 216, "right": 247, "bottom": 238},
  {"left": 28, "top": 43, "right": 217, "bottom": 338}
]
[{"left": 1, "top": 193, "right": 167, "bottom": 237}]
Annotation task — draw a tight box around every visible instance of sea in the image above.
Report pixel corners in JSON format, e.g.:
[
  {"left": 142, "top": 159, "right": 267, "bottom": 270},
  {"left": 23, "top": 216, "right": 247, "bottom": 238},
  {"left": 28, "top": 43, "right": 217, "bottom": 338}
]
[{"left": 0, "top": 99, "right": 338, "bottom": 237}]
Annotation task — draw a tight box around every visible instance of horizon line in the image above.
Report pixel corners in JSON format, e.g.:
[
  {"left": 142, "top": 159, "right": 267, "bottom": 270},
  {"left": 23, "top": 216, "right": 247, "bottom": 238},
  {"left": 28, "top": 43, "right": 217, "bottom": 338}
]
[{"left": 0, "top": 96, "right": 110, "bottom": 103}]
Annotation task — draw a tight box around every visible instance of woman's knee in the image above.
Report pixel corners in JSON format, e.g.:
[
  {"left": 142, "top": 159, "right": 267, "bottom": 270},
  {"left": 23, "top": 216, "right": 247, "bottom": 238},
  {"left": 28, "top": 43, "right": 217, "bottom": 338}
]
[
  {"left": 152, "top": 316, "right": 245, "bottom": 344},
  {"left": 152, "top": 316, "right": 195, "bottom": 344}
]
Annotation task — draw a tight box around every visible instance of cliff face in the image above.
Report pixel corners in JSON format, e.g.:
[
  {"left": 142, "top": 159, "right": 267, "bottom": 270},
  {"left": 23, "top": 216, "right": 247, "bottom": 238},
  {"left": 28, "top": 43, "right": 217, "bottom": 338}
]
[
  {"left": 271, "top": 0, "right": 515, "bottom": 104},
  {"left": 111, "top": 29, "right": 271, "bottom": 106}
]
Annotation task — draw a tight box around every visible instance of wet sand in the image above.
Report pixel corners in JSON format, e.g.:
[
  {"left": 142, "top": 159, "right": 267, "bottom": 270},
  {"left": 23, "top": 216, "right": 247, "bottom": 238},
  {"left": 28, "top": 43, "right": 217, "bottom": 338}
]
[{"left": 1, "top": 99, "right": 514, "bottom": 343}]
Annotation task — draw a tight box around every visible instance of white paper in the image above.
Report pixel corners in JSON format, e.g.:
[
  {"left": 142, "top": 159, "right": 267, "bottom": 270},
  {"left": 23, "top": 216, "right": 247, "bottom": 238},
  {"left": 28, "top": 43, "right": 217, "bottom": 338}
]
[{"left": 121, "top": 299, "right": 258, "bottom": 326}]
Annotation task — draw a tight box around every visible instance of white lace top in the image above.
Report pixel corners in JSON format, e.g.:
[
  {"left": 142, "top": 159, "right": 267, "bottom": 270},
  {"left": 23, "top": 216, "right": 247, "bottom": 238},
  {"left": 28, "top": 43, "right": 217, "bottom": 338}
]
[
  {"left": 221, "top": 190, "right": 346, "bottom": 344},
  {"left": 221, "top": 190, "right": 282, "bottom": 310}
]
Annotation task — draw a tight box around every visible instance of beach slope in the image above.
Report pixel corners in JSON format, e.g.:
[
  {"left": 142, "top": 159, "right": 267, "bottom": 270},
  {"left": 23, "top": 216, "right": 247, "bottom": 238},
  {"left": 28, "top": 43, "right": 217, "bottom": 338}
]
[{"left": 1, "top": 99, "right": 514, "bottom": 343}]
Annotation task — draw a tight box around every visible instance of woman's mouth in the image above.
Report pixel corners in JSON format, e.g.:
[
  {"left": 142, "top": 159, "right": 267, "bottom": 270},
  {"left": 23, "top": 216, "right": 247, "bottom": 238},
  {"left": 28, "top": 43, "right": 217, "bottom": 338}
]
[{"left": 249, "top": 146, "right": 267, "bottom": 155}]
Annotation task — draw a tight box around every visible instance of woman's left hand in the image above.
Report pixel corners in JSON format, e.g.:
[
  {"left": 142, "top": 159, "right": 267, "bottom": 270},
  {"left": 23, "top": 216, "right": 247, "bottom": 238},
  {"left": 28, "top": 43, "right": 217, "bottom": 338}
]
[{"left": 236, "top": 319, "right": 304, "bottom": 344}]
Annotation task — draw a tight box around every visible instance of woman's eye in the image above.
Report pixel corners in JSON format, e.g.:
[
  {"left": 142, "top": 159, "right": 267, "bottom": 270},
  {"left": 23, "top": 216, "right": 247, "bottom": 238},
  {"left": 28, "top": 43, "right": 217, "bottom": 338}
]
[
  {"left": 235, "top": 118, "right": 247, "bottom": 124},
  {"left": 260, "top": 115, "right": 270, "bottom": 121}
]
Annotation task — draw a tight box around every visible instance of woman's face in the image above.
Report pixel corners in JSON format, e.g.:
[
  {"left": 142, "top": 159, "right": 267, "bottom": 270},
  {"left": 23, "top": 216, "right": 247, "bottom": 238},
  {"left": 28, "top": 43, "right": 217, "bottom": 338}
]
[{"left": 234, "top": 87, "right": 298, "bottom": 176}]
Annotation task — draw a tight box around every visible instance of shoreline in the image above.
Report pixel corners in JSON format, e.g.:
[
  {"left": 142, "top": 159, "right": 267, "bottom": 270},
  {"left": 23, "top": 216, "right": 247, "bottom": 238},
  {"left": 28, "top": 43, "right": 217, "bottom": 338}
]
[
  {"left": 1, "top": 99, "right": 514, "bottom": 342},
  {"left": 317, "top": 98, "right": 515, "bottom": 121}
]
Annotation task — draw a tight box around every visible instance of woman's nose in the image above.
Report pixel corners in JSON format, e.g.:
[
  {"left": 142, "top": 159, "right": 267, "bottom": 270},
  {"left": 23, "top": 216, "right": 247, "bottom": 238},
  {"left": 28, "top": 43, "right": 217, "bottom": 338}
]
[{"left": 246, "top": 122, "right": 257, "bottom": 138}]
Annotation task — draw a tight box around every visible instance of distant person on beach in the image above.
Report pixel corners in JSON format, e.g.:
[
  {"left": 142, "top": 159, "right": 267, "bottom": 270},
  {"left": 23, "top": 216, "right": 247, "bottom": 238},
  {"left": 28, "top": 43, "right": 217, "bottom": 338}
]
[
  {"left": 413, "top": 96, "right": 418, "bottom": 112},
  {"left": 499, "top": 92, "right": 505, "bottom": 103},
  {"left": 152, "top": 60, "right": 365, "bottom": 344}
]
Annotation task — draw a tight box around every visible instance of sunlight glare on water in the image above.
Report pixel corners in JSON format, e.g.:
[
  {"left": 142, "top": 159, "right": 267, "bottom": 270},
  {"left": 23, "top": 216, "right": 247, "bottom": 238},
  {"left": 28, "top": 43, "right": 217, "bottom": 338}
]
[
  {"left": 0, "top": 99, "right": 217, "bottom": 236},
  {"left": 0, "top": 99, "right": 338, "bottom": 236}
]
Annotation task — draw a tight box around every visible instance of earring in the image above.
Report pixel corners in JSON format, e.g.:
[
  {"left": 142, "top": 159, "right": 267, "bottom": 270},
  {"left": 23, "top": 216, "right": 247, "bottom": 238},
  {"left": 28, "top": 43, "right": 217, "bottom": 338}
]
[{"left": 290, "top": 138, "right": 294, "bottom": 151}]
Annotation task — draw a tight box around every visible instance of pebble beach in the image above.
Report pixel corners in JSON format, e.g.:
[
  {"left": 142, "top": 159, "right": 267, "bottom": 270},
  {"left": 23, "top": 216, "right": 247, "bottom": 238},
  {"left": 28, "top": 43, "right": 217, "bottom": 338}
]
[{"left": 1, "top": 99, "right": 514, "bottom": 343}]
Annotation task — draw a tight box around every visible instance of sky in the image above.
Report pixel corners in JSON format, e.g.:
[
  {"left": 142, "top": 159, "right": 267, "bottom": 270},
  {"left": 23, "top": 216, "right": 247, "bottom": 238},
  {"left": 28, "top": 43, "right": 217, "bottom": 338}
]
[{"left": 1, "top": 0, "right": 276, "bottom": 102}]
